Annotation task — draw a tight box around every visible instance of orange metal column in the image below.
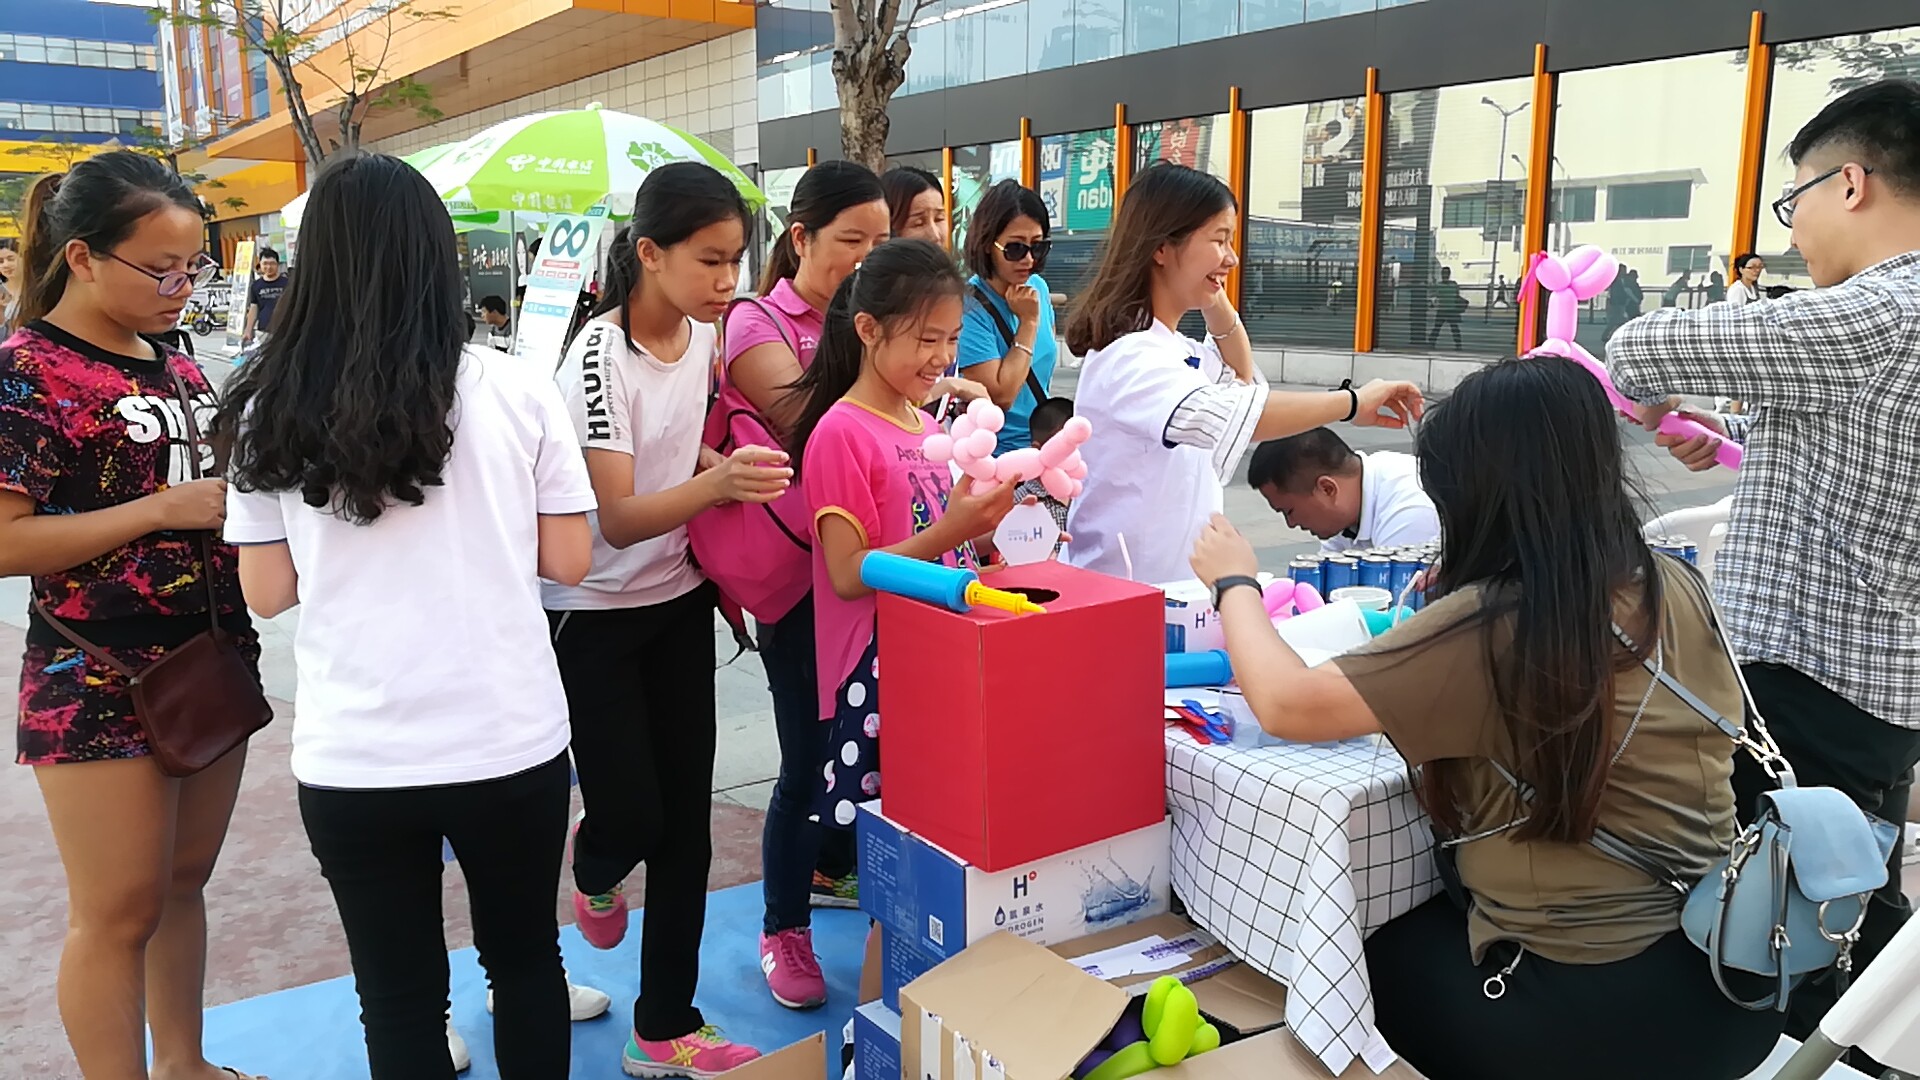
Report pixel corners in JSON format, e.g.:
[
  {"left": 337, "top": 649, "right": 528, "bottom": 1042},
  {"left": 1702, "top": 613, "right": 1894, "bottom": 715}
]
[
  {"left": 1020, "top": 117, "right": 1036, "bottom": 189},
  {"left": 1227, "top": 87, "right": 1250, "bottom": 310},
  {"left": 1731, "top": 11, "right": 1772, "bottom": 268},
  {"left": 941, "top": 145, "right": 956, "bottom": 247},
  {"left": 1518, "top": 44, "right": 1555, "bottom": 355},
  {"left": 806, "top": 147, "right": 818, "bottom": 167},
  {"left": 1353, "top": 68, "right": 1386, "bottom": 354},
  {"left": 1113, "top": 103, "right": 1132, "bottom": 202}
]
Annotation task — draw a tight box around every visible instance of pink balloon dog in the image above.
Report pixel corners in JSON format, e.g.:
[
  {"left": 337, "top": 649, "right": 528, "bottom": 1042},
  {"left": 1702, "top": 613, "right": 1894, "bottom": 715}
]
[
  {"left": 1262, "top": 578, "right": 1325, "bottom": 621},
  {"left": 924, "top": 399, "right": 1091, "bottom": 501},
  {"left": 1521, "top": 246, "right": 1743, "bottom": 470}
]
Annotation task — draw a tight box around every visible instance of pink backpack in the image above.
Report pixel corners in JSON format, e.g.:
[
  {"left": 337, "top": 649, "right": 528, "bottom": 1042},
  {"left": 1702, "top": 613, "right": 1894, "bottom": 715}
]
[{"left": 687, "top": 298, "right": 815, "bottom": 626}]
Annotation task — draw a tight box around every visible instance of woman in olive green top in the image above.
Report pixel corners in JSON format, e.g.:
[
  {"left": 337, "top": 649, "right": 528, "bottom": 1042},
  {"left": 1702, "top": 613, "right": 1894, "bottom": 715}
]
[{"left": 1189, "top": 357, "right": 1784, "bottom": 1080}]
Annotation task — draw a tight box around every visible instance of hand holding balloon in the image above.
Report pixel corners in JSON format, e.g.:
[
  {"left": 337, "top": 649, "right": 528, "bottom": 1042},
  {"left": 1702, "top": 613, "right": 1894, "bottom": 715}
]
[
  {"left": 1524, "top": 246, "right": 1742, "bottom": 470},
  {"left": 925, "top": 398, "right": 1092, "bottom": 502}
]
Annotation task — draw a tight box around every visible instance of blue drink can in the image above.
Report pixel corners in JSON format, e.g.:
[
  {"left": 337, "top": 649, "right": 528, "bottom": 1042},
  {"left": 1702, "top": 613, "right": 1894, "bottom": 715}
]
[
  {"left": 1389, "top": 555, "right": 1421, "bottom": 604},
  {"left": 1323, "top": 555, "right": 1359, "bottom": 592},
  {"left": 1359, "top": 553, "right": 1394, "bottom": 591},
  {"left": 1415, "top": 555, "right": 1437, "bottom": 610},
  {"left": 1288, "top": 556, "right": 1324, "bottom": 595}
]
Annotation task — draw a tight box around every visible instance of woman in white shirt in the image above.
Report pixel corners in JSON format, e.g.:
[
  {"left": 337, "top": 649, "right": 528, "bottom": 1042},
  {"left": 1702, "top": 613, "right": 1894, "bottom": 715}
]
[
  {"left": 1727, "top": 252, "right": 1765, "bottom": 306},
  {"left": 545, "top": 163, "right": 787, "bottom": 1077},
  {"left": 219, "top": 154, "right": 597, "bottom": 1079},
  {"left": 1062, "top": 164, "right": 1425, "bottom": 585}
]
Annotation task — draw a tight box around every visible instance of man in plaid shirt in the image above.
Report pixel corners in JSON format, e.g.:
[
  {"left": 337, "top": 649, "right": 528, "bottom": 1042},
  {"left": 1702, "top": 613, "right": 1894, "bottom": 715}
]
[{"left": 1607, "top": 79, "right": 1920, "bottom": 1058}]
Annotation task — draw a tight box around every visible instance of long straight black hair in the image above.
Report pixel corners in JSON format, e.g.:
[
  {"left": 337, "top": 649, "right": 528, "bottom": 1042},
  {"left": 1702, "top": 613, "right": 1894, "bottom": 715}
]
[
  {"left": 1408, "top": 356, "right": 1661, "bottom": 844},
  {"left": 217, "top": 153, "right": 467, "bottom": 525},
  {"left": 588, "top": 162, "right": 751, "bottom": 353},
  {"left": 784, "top": 238, "right": 964, "bottom": 476}
]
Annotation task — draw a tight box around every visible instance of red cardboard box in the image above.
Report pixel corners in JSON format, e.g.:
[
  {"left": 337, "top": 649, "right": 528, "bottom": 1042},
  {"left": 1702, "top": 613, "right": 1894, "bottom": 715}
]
[{"left": 877, "top": 560, "right": 1164, "bottom": 870}]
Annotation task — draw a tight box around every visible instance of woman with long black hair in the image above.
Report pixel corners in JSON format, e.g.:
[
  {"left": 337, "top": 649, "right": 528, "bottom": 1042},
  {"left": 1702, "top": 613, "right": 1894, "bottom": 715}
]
[
  {"left": 218, "top": 153, "right": 598, "bottom": 1080},
  {"left": 1187, "top": 356, "right": 1786, "bottom": 1080},
  {"left": 0, "top": 152, "right": 263, "bottom": 1080}
]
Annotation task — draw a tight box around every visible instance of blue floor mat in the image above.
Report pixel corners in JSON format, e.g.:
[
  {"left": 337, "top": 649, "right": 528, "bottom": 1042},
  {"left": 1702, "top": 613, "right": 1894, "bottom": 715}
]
[{"left": 202, "top": 883, "right": 866, "bottom": 1079}]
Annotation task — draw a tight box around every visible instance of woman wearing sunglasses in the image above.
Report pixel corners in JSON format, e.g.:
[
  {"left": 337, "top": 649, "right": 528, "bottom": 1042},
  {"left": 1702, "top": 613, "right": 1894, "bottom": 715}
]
[
  {"left": 958, "top": 179, "right": 1062, "bottom": 454},
  {"left": 0, "top": 153, "right": 266, "bottom": 1079}
]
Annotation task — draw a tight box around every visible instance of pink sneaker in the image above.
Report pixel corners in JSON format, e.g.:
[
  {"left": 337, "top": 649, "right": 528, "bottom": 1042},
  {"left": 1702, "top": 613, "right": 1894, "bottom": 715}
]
[
  {"left": 758, "top": 928, "right": 827, "bottom": 1009},
  {"left": 570, "top": 811, "right": 628, "bottom": 950},
  {"left": 623, "top": 1025, "right": 761, "bottom": 1078}
]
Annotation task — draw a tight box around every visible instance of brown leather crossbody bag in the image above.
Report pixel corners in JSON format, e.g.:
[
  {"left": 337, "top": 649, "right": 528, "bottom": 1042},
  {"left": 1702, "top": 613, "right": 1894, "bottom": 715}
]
[{"left": 32, "top": 361, "right": 271, "bottom": 776}]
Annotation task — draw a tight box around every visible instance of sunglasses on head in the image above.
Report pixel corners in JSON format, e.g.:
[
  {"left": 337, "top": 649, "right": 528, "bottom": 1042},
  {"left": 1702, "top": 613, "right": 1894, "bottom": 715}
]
[
  {"left": 995, "top": 239, "right": 1052, "bottom": 263},
  {"left": 102, "top": 250, "right": 220, "bottom": 298}
]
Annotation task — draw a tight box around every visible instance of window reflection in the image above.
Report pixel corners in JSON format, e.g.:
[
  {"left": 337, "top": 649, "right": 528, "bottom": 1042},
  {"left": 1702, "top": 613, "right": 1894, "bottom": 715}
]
[
  {"left": 1554, "top": 52, "right": 1744, "bottom": 356},
  {"left": 1365, "top": 79, "right": 1533, "bottom": 357},
  {"left": 1756, "top": 27, "right": 1920, "bottom": 290},
  {"left": 1029, "top": 0, "right": 1076, "bottom": 71},
  {"left": 1125, "top": 0, "right": 1178, "bottom": 54},
  {"left": 952, "top": 141, "right": 1026, "bottom": 254},
  {"left": 1244, "top": 98, "right": 1364, "bottom": 350},
  {"left": 1038, "top": 128, "right": 1119, "bottom": 299},
  {"left": 1134, "top": 115, "right": 1230, "bottom": 181},
  {"left": 1076, "top": 0, "right": 1122, "bottom": 65}
]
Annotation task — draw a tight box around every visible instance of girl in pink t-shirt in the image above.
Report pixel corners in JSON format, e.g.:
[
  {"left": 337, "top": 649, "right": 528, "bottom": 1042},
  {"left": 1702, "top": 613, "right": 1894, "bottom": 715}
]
[{"left": 788, "top": 239, "right": 1019, "bottom": 833}]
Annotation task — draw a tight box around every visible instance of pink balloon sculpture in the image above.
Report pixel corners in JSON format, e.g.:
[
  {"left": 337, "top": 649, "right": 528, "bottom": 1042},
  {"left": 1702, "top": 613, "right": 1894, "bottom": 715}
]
[
  {"left": 923, "top": 399, "right": 1090, "bottom": 501},
  {"left": 1262, "top": 578, "right": 1324, "bottom": 621},
  {"left": 1522, "top": 247, "right": 1743, "bottom": 470}
]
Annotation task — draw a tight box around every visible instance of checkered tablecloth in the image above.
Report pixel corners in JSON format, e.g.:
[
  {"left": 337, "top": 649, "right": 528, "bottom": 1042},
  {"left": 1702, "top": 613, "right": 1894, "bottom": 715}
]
[{"left": 1165, "top": 730, "right": 1441, "bottom": 1075}]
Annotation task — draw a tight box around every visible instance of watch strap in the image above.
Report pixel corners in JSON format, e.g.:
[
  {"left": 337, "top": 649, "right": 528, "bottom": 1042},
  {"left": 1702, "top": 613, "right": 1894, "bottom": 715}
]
[{"left": 1212, "top": 574, "right": 1263, "bottom": 608}]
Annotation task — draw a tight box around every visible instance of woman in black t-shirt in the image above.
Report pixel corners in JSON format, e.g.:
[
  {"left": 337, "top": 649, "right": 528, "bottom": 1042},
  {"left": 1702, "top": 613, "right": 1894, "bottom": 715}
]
[{"left": 0, "top": 155, "right": 265, "bottom": 1079}]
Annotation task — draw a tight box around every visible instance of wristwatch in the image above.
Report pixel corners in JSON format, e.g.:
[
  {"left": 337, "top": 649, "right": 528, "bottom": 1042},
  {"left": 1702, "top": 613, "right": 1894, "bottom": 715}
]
[{"left": 1211, "top": 574, "right": 1263, "bottom": 610}]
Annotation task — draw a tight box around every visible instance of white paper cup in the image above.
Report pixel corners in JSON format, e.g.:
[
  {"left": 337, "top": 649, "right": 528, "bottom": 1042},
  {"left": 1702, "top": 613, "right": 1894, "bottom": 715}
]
[{"left": 1331, "top": 586, "right": 1393, "bottom": 612}]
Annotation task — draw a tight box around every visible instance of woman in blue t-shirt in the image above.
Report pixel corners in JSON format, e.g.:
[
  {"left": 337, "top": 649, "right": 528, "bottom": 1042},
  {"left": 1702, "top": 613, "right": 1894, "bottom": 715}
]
[{"left": 957, "top": 180, "right": 1060, "bottom": 454}]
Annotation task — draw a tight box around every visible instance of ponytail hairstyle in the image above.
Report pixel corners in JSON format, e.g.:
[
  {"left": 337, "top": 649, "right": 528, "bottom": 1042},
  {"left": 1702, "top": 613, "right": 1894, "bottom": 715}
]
[
  {"left": 784, "top": 238, "right": 964, "bottom": 475},
  {"left": 589, "top": 161, "right": 752, "bottom": 352},
  {"left": 15, "top": 153, "right": 201, "bottom": 328},
  {"left": 760, "top": 159, "right": 885, "bottom": 295},
  {"left": 1063, "top": 164, "right": 1234, "bottom": 356},
  {"left": 217, "top": 153, "right": 467, "bottom": 525}
]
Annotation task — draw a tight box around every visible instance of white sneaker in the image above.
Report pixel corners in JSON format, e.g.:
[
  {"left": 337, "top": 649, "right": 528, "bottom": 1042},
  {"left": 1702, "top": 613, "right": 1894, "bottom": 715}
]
[
  {"left": 448, "top": 1019, "right": 472, "bottom": 1073},
  {"left": 486, "top": 978, "right": 613, "bottom": 1022}
]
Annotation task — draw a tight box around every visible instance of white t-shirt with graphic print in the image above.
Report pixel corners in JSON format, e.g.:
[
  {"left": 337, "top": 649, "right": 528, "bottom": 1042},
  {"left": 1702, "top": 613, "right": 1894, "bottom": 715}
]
[{"left": 541, "top": 315, "right": 711, "bottom": 610}]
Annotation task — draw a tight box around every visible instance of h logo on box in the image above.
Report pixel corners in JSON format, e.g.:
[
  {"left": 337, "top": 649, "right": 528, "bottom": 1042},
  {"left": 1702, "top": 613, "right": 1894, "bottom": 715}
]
[{"left": 1012, "top": 872, "right": 1034, "bottom": 900}]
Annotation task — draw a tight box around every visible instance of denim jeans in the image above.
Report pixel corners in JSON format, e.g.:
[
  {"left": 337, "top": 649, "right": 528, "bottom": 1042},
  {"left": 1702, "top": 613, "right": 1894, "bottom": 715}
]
[{"left": 760, "top": 593, "right": 831, "bottom": 934}]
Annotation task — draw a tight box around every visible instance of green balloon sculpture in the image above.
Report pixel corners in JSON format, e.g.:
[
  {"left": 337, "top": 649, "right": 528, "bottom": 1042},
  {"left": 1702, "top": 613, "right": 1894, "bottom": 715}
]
[{"left": 1083, "top": 976, "right": 1222, "bottom": 1080}]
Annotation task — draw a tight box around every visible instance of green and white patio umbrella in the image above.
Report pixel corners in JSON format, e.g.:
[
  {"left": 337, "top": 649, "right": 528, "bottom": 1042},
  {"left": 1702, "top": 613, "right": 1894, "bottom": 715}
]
[{"left": 420, "top": 103, "right": 763, "bottom": 217}]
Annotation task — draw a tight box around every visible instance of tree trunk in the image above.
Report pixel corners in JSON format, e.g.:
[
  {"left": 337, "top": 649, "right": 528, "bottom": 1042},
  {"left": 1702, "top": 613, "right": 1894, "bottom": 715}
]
[
  {"left": 830, "top": 0, "right": 917, "bottom": 173},
  {"left": 838, "top": 81, "right": 891, "bottom": 174}
]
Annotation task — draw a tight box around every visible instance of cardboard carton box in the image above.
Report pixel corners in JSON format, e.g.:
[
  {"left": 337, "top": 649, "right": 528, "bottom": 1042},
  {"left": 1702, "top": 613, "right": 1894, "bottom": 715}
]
[
  {"left": 900, "top": 933, "right": 1425, "bottom": 1080},
  {"left": 881, "top": 927, "right": 941, "bottom": 1013},
  {"left": 854, "top": 1001, "right": 903, "bottom": 1080},
  {"left": 876, "top": 560, "right": 1165, "bottom": 870},
  {"left": 722, "top": 1033, "right": 827, "bottom": 1080},
  {"left": 858, "top": 801, "right": 1170, "bottom": 961},
  {"left": 1048, "top": 913, "right": 1289, "bottom": 1038}
]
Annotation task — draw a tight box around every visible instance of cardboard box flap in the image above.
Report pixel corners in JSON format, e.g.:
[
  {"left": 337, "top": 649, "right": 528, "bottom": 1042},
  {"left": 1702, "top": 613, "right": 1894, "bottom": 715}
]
[
  {"left": 904, "top": 931, "right": 1129, "bottom": 1079},
  {"left": 1050, "top": 915, "right": 1287, "bottom": 1036},
  {"left": 1154, "top": 1030, "right": 1427, "bottom": 1079},
  {"left": 721, "top": 1034, "right": 826, "bottom": 1080}
]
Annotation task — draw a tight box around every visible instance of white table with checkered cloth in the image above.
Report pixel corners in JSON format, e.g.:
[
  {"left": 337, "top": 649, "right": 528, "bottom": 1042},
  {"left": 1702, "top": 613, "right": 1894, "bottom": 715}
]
[{"left": 1165, "top": 729, "right": 1441, "bottom": 1075}]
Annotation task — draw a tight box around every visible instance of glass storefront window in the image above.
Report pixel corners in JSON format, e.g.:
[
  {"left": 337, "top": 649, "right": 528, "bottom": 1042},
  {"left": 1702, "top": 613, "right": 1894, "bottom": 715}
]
[
  {"left": 1029, "top": 0, "right": 1076, "bottom": 71},
  {"left": 1554, "top": 51, "right": 1744, "bottom": 356},
  {"left": 1134, "top": 114, "right": 1231, "bottom": 181},
  {"left": 983, "top": 1, "right": 1029, "bottom": 82},
  {"left": 1037, "top": 128, "right": 1119, "bottom": 300},
  {"left": 1755, "top": 26, "right": 1920, "bottom": 290},
  {"left": 1125, "top": 0, "right": 1178, "bottom": 54},
  {"left": 1075, "top": 0, "right": 1122, "bottom": 66},
  {"left": 951, "top": 140, "right": 1026, "bottom": 256},
  {"left": 1367, "top": 78, "right": 1533, "bottom": 358},
  {"left": 1245, "top": 98, "right": 1364, "bottom": 351}
]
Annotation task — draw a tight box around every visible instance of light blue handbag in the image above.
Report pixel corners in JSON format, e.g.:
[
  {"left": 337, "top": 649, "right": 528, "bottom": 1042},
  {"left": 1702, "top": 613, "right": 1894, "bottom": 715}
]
[{"left": 1489, "top": 557, "right": 1899, "bottom": 1012}]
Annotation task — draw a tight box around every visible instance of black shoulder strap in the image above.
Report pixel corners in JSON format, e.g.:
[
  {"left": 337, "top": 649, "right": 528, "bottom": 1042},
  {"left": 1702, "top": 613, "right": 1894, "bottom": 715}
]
[{"left": 969, "top": 282, "right": 1047, "bottom": 404}]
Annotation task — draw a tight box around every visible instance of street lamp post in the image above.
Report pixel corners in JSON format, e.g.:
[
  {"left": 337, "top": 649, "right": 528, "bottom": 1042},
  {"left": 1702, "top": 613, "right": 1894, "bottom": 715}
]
[{"left": 1482, "top": 96, "right": 1529, "bottom": 314}]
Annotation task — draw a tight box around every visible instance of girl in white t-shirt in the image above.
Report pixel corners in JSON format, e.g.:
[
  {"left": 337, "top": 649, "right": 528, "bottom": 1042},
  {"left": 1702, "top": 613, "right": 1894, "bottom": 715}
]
[
  {"left": 544, "top": 163, "right": 786, "bottom": 1077},
  {"left": 1062, "top": 165, "right": 1426, "bottom": 586},
  {"left": 221, "top": 154, "right": 598, "bottom": 1079}
]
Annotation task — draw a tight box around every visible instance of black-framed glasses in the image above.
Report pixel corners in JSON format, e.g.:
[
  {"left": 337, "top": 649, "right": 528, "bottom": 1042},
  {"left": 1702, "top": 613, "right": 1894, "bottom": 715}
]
[
  {"left": 103, "top": 250, "right": 220, "bottom": 298},
  {"left": 1773, "top": 164, "right": 1871, "bottom": 228},
  {"left": 995, "top": 239, "right": 1052, "bottom": 264}
]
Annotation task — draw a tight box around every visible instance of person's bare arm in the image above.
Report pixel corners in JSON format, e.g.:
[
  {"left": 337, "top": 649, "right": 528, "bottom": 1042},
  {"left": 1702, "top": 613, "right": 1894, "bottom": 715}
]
[
  {"left": 966, "top": 287, "right": 1044, "bottom": 409},
  {"left": 236, "top": 541, "right": 300, "bottom": 618},
  {"left": 587, "top": 445, "right": 791, "bottom": 550},
  {"left": 243, "top": 303, "right": 258, "bottom": 341},
  {"left": 536, "top": 513, "right": 593, "bottom": 586},
  {"left": 0, "top": 483, "right": 226, "bottom": 578},
  {"left": 1202, "top": 290, "right": 1255, "bottom": 383},
  {"left": 730, "top": 342, "right": 807, "bottom": 440},
  {"left": 1250, "top": 380, "right": 1423, "bottom": 441},
  {"left": 814, "top": 478, "right": 1016, "bottom": 601}
]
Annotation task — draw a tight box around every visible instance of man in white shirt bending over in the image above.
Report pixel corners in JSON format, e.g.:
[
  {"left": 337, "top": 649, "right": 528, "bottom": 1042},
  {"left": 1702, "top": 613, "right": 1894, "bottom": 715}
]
[{"left": 1246, "top": 428, "right": 1438, "bottom": 552}]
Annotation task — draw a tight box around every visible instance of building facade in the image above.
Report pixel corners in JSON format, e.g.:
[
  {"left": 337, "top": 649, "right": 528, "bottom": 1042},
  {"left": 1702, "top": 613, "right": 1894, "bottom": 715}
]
[
  {"left": 1, "top": 0, "right": 167, "bottom": 235},
  {"left": 759, "top": 0, "right": 1920, "bottom": 384}
]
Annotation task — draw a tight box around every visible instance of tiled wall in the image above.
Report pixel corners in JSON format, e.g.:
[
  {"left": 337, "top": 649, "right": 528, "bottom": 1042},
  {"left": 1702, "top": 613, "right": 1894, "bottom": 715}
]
[{"left": 371, "top": 30, "right": 759, "bottom": 169}]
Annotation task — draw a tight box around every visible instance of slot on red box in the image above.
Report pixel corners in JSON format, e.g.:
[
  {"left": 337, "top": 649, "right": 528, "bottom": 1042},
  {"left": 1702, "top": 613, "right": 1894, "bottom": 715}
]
[{"left": 876, "top": 561, "right": 1164, "bottom": 870}]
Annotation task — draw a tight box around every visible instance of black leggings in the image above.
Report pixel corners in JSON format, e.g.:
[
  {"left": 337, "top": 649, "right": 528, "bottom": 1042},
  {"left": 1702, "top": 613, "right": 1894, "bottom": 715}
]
[
  {"left": 1367, "top": 897, "right": 1784, "bottom": 1080},
  {"left": 300, "top": 752, "right": 572, "bottom": 1080},
  {"left": 550, "top": 582, "right": 717, "bottom": 1041}
]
